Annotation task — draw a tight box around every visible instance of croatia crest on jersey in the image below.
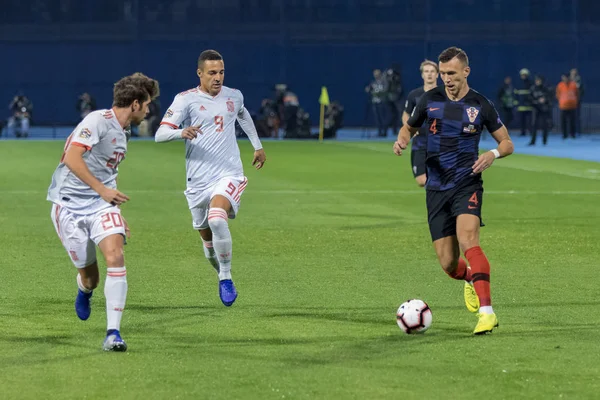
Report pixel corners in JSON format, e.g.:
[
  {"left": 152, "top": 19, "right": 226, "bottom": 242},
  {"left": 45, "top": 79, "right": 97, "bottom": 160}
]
[
  {"left": 226, "top": 100, "right": 235, "bottom": 113},
  {"left": 466, "top": 107, "right": 479, "bottom": 123}
]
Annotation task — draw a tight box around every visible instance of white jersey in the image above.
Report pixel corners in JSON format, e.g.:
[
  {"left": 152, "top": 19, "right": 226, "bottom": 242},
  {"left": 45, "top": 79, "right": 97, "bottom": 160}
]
[
  {"left": 160, "top": 86, "right": 245, "bottom": 191},
  {"left": 47, "top": 109, "right": 128, "bottom": 214}
]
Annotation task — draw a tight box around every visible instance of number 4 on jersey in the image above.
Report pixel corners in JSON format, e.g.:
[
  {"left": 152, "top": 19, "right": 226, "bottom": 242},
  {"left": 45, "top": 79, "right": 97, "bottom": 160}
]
[{"left": 430, "top": 119, "right": 438, "bottom": 134}]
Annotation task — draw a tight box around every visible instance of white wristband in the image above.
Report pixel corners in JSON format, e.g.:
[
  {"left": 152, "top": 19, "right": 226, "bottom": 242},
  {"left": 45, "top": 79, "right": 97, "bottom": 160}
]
[{"left": 491, "top": 149, "right": 500, "bottom": 159}]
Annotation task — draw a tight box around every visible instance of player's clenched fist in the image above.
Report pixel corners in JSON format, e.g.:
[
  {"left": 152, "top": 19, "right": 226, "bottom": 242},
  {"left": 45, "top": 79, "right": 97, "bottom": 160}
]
[
  {"left": 393, "top": 138, "right": 408, "bottom": 156},
  {"left": 100, "top": 187, "right": 130, "bottom": 206},
  {"left": 182, "top": 125, "right": 202, "bottom": 140}
]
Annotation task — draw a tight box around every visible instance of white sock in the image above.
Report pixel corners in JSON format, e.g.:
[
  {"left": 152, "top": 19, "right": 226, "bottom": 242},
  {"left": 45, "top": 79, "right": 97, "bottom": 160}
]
[
  {"left": 77, "top": 273, "right": 92, "bottom": 293},
  {"left": 201, "top": 239, "right": 220, "bottom": 273},
  {"left": 208, "top": 208, "right": 232, "bottom": 281},
  {"left": 479, "top": 306, "right": 494, "bottom": 314},
  {"left": 105, "top": 267, "right": 128, "bottom": 331}
]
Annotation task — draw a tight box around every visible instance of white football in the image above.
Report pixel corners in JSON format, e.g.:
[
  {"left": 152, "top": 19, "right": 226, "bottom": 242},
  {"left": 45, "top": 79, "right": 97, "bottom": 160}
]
[{"left": 396, "top": 299, "right": 432, "bottom": 334}]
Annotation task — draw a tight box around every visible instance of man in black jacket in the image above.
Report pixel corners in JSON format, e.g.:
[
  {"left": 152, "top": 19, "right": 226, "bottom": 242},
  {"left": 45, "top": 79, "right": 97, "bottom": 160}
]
[
  {"left": 529, "top": 75, "right": 552, "bottom": 146},
  {"left": 515, "top": 68, "right": 533, "bottom": 138},
  {"left": 497, "top": 76, "right": 516, "bottom": 129}
]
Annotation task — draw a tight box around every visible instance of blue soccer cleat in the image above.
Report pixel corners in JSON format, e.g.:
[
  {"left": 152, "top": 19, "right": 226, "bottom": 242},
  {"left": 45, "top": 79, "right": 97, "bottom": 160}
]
[
  {"left": 219, "top": 279, "right": 238, "bottom": 307},
  {"left": 103, "top": 330, "right": 127, "bottom": 352},
  {"left": 75, "top": 289, "right": 92, "bottom": 321}
]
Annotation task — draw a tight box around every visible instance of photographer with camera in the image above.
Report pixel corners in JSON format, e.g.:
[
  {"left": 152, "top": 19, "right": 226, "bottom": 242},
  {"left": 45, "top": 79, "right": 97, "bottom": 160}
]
[
  {"left": 323, "top": 101, "right": 344, "bottom": 139},
  {"left": 7, "top": 93, "right": 33, "bottom": 138}
]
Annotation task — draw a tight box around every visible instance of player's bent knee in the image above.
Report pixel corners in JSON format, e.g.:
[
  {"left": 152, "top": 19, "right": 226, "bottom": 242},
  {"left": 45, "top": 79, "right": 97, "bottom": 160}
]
[
  {"left": 458, "top": 231, "right": 479, "bottom": 251},
  {"left": 440, "top": 257, "right": 459, "bottom": 274},
  {"left": 103, "top": 249, "right": 124, "bottom": 268},
  {"left": 207, "top": 208, "right": 229, "bottom": 235},
  {"left": 84, "top": 276, "right": 99, "bottom": 290}
]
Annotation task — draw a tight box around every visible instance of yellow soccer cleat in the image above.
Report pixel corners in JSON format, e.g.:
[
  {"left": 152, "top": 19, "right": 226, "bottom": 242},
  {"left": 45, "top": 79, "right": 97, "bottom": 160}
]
[
  {"left": 473, "top": 312, "right": 499, "bottom": 335},
  {"left": 464, "top": 281, "right": 480, "bottom": 313}
]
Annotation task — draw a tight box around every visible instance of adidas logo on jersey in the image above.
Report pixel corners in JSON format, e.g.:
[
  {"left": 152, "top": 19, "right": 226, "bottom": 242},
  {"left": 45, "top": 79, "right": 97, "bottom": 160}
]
[
  {"left": 111, "top": 138, "right": 117, "bottom": 144},
  {"left": 200, "top": 105, "right": 206, "bottom": 111}
]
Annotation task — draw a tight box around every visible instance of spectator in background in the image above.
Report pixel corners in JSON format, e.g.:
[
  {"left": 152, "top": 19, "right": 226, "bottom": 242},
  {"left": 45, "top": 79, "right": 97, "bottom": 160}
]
[
  {"left": 570, "top": 68, "right": 583, "bottom": 135},
  {"left": 256, "top": 98, "right": 280, "bottom": 138},
  {"left": 556, "top": 73, "right": 578, "bottom": 140},
  {"left": 385, "top": 65, "right": 403, "bottom": 137},
  {"left": 322, "top": 101, "right": 344, "bottom": 139},
  {"left": 7, "top": 93, "right": 33, "bottom": 138},
  {"left": 365, "top": 69, "right": 388, "bottom": 137},
  {"left": 515, "top": 68, "right": 533, "bottom": 138},
  {"left": 497, "top": 76, "right": 516, "bottom": 129},
  {"left": 147, "top": 98, "right": 161, "bottom": 135},
  {"left": 282, "top": 88, "right": 300, "bottom": 138},
  {"left": 528, "top": 75, "right": 553, "bottom": 146},
  {"left": 76, "top": 92, "right": 97, "bottom": 120},
  {"left": 137, "top": 98, "right": 161, "bottom": 136}
]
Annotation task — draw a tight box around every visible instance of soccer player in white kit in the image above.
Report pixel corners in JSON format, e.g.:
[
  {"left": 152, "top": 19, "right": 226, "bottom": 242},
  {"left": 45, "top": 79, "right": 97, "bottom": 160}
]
[
  {"left": 155, "top": 50, "right": 266, "bottom": 307},
  {"left": 47, "top": 73, "right": 160, "bottom": 351}
]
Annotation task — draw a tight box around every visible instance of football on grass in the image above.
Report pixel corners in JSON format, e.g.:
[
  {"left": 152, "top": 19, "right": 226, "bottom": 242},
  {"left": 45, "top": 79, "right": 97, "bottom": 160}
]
[{"left": 396, "top": 299, "right": 432, "bottom": 334}]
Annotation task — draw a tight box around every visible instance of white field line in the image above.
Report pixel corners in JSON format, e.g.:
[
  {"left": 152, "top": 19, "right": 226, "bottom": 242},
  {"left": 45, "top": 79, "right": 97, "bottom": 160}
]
[
  {"left": 2, "top": 189, "right": 599, "bottom": 195},
  {"left": 338, "top": 142, "right": 600, "bottom": 180}
]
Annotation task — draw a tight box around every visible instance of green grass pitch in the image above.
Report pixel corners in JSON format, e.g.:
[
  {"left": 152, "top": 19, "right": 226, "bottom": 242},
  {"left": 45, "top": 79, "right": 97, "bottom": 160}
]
[{"left": 0, "top": 140, "right": 599, "bottom": 399}]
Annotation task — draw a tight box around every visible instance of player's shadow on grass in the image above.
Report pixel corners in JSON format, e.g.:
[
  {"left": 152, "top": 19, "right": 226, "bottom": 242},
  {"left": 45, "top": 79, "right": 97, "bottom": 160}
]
[
  {"left": 190, "top": 331, "right": 475, "bottom": 367},
  {"left": 0, "top": 334, "right": 77, "bottom": 346},
  {"left": 128, "top": 304, "right": 219, "bottom": 311},
  {"left": 322, "top": 211, "right": 422, "bottom": 230},
  {"left": 264, "top": 311, "right": 391, "bottom": 326},
  {"left": 323, "top": 211, "right": 404, "bottom": 220}
]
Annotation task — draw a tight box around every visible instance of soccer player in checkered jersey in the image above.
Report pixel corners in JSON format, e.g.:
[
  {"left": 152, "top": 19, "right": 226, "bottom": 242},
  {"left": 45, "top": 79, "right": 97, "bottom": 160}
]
[
  {"left": 155, "top": 50, "right": 266, "bottom": 307},
  {"left": 393, "top": 47, "right": 514, "bottom": 334},
  {"left": 48, "top": 73, "right": 160, "bottom": 351},
  {"left": 402, "top": 59, "right": 439, "bottom": 187}
]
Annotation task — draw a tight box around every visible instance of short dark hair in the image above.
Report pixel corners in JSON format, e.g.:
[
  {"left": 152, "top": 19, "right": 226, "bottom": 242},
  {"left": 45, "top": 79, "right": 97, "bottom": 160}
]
[
  {"left": 198, "top": 50, "right": 223, "bottom": 69},
  {"left": 113, "top": 72, "right": 160, "bottom": 108},
  {"left": 438, "top": 47, "right": 469, "bottom": 66}
]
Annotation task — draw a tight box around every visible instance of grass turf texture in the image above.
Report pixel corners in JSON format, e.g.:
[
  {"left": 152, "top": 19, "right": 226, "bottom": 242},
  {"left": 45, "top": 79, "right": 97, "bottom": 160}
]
[{"left": 1, "top": 140, "right": 599, "bottom": 399}]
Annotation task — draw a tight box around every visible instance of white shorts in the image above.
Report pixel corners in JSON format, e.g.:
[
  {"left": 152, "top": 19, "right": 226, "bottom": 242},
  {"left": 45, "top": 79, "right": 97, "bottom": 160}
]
[
  {"left": 185, "top": 176, "right": 248, "bottom": 230},
  {"left": 51, "top": 203, "right": 125, "bottom": 268}
]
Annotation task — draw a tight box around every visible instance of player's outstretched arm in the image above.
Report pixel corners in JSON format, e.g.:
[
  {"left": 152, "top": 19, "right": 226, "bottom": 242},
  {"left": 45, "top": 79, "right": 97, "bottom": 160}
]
[
  {"left": 401, "top": 111, "right": 410, "bottom": 126},
  {"left": 155, "top": 124, "right": 201, "bottom": 142},
  {"left": 63, "top": 145, "right": 129, "bottom": 205},
  {"left": 237, "top": 106, "right": 266, "bottom": 168},
  {"left": 393, "top": 124, "right": 418, "bottom": 156},
  {"left": 490, "top": 125, "right": 514, "bottom": 158},
  {"left": 472, "top": 126, "right": 514, "bottom": 174}
]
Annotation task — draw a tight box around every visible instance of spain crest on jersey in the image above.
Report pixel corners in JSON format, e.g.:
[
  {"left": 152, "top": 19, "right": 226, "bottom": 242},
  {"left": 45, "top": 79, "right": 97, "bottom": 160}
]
[
  {"left": 465, "top": 107, "right": 479, "bottom": 123},
  {"left": 226, "top": 100, "right": 235, "bottom": 113},
  {"left": 164, "top": 108, "right": 174, "bottom": 118}
]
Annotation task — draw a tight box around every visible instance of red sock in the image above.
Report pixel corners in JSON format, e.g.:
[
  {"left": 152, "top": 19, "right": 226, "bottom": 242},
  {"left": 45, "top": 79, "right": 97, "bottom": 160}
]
[
  {"left": 445, "top": 258, "right": 472, "bottom": 281},
  {"left": 464, "top": 246, "right": 491, "bottom": 306}
]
